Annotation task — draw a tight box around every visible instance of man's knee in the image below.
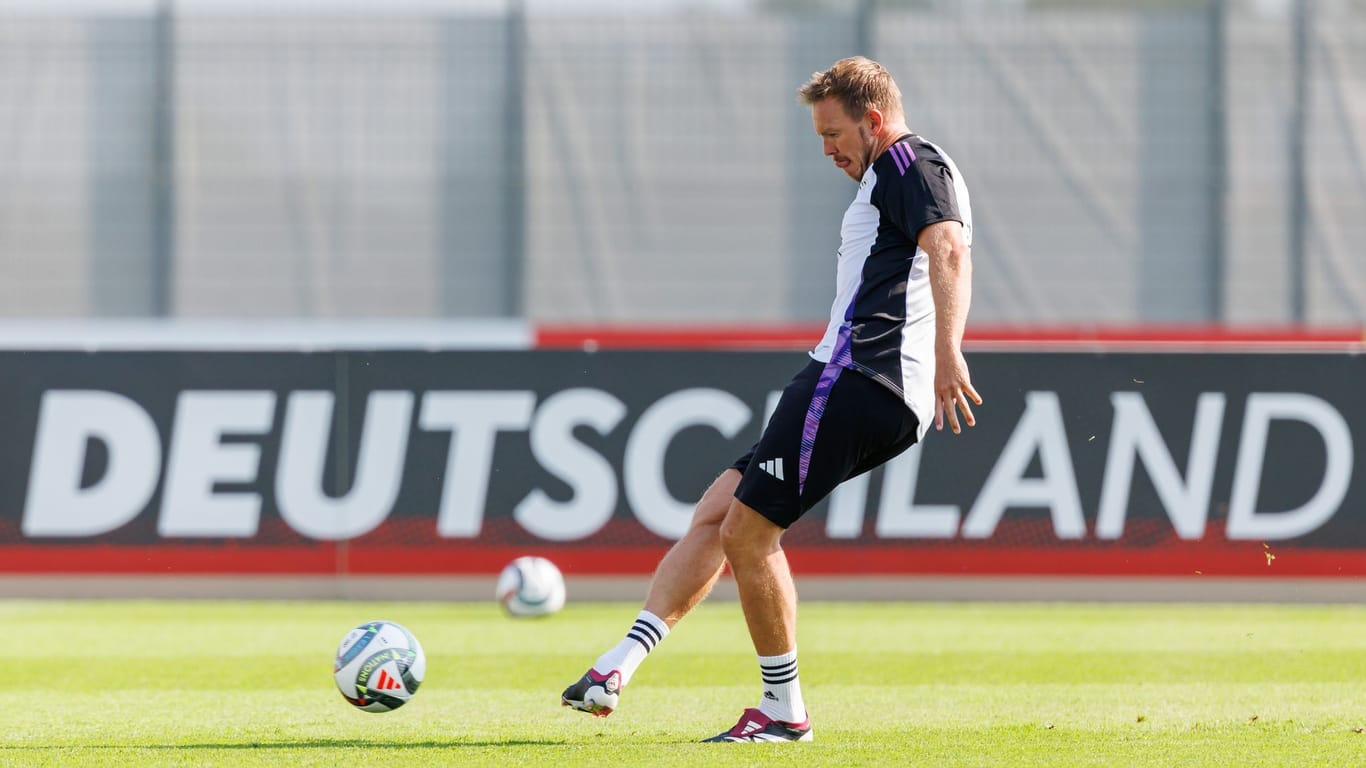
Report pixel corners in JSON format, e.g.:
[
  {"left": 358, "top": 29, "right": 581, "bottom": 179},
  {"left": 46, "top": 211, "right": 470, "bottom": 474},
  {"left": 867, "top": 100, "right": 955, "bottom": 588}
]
[
  {"left": 719, "top": 500, "right": 782, "bottom": 563},
  {"left": 686, "top": 468, "right": 742, "bottom": 532}
]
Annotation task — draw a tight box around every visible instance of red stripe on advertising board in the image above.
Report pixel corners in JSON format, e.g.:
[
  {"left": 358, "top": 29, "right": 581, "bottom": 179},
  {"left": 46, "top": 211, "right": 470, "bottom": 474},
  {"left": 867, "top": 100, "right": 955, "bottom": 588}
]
[
  {"left": 534, "top": 324, "right": 1366, "bottom": 350},
  {"left": 0, "top": 547, "right": 663, "bottom": 575},
  {"left": 536, "top": 325, "right": 824, "bottom": 350},
  {"left": 0, "top": 545, "right": 1360, "bottom": 577}
]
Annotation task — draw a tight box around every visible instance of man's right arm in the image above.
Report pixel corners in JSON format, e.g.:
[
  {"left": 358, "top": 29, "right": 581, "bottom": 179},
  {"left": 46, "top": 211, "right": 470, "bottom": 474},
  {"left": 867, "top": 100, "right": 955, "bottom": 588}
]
[{"left": 919, "top": 219, "right": 980, "bottom": 434}]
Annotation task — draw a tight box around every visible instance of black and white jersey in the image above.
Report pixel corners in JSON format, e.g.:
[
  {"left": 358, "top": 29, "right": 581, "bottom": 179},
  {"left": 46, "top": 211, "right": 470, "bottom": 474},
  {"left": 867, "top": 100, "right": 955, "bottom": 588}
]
[{"left": 810, "top": 134, "right": 972, "bottom": 439}]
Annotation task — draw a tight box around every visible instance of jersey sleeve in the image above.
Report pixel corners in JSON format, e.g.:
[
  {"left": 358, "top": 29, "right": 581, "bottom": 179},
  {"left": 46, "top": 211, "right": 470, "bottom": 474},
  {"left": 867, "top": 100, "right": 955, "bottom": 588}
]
[{"left": 874, "top": 149, "right": 962, "bottom": 243}]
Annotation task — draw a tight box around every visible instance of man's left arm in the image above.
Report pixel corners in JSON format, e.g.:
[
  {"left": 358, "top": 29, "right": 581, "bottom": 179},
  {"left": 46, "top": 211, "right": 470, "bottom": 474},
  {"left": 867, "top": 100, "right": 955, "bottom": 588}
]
[{"left": 919, "top": 219, "right": 981, "bottom": 434}]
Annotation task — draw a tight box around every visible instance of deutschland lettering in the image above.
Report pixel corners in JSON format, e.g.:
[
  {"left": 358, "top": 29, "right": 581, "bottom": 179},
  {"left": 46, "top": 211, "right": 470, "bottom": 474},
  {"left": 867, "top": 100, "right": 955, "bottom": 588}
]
[{"left": 19, "top": 385, "right": 1356, "bottom": 544}]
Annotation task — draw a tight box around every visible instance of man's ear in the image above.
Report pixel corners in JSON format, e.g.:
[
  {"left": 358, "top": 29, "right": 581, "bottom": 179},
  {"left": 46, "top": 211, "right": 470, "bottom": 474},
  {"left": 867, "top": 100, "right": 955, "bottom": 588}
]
[{"left": 864, "top": 107, "right": 885, "bottom": 134}]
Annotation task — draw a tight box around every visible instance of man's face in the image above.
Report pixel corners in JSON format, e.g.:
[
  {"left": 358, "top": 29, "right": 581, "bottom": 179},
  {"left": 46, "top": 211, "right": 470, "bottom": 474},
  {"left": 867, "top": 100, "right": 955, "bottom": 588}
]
[{"left": 811, "top": 98, "right": 876, "bottom": 181}]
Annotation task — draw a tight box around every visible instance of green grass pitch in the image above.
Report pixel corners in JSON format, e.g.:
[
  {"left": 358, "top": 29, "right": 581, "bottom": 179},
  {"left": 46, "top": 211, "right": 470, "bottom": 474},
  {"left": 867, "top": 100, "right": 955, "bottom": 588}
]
[{"left": 4, "top": 598, "right": 1365, "bottom": 766}]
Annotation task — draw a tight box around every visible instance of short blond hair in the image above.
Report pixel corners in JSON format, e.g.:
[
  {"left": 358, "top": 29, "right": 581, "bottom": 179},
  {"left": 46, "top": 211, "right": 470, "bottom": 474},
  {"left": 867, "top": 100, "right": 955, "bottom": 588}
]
[{"left": 798, "top": 56, "right": 903, "bottom": 121}]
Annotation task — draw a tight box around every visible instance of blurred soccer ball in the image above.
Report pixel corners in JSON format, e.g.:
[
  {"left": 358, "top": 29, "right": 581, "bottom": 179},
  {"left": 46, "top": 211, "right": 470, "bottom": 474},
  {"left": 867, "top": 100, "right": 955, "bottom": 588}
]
[
  {"left": 333, "top": 620, "right": 426, "bottom": 712},
  {"left": 496, "top": 556, "right": 566, "bottom": 617}
]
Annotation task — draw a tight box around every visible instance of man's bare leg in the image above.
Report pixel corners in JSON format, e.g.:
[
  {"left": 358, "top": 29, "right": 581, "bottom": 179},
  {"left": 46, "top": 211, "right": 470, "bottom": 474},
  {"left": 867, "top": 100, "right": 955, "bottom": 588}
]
[
  {"left": 642, "top": 469, "right": 740, "bottom": 626},
  {"left": 704, "top": 499, "right": 811, "bottom": 741},
  {"left": 718, "top": 500, "right": 794, "bottom": 654},
  {"left": 561, "top": 469, "right": 740, "bottom": 716}
]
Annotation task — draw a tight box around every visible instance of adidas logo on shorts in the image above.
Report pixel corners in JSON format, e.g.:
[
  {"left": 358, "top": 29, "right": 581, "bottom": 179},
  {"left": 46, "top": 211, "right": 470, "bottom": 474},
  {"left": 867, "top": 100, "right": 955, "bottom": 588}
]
[{"left": 758, "top": 458, "right": 785, "bottom": 481}]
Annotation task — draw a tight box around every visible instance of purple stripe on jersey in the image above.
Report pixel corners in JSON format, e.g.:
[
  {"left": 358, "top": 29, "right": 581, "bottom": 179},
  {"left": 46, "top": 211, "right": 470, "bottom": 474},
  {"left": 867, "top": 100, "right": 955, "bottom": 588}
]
[
  {"left": 842, "top": 283, "right": 858, "bottom": 323},
  {"left": 889, "top": 142, "right": 917, "bottom": 176},
  {"left": 889, "top": 143, "right": 908, "bottom": 175}
]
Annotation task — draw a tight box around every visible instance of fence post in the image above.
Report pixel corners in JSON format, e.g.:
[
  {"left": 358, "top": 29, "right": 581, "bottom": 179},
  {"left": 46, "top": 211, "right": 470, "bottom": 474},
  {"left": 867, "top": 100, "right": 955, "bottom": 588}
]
[
  {"left": 152, "top": 0, "right": 176, "bottom": 317},
  {"left": 502, "top": 0, "right": 527, "bottom": 318},
  {"left": 1288, "top": 0, "right": 1310, "bottom": 324},
  {"left": 1207, "top": 0, "right": 1227, "bottom": 323},
  {"left": 856, "top": 0, "right": 875, "bottom": 59}
]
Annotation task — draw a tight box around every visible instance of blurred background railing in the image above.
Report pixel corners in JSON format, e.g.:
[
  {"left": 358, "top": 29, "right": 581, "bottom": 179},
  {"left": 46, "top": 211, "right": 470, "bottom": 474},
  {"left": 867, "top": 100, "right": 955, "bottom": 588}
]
[{"left": 0, "top": 0, "right": 1362, "bottom": 326}]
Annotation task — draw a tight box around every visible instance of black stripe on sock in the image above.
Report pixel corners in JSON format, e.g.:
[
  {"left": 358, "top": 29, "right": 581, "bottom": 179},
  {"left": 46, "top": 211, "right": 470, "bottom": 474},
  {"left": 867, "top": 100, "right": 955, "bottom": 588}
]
[
  {"left": 633, "top": 619, "right": 663, "bottom": 644},
  {"left": 760, "top": 660, "right": 797, "bottom": 673},
  {"left": 626, "top": 630, "right": 655, "bottom": 650},
  {"left": 763, "top": 672, "right": 800, "bottom": 686}
]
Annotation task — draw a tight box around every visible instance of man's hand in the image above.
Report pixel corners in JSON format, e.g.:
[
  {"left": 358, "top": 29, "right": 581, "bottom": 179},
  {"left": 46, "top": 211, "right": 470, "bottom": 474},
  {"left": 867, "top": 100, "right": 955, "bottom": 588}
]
[{"left": 934, "top": 347, "right": 981, "bottom": 434}]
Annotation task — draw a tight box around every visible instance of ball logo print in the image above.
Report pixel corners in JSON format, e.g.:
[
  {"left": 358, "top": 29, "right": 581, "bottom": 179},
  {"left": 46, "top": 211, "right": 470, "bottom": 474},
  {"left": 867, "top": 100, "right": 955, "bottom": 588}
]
[
  {"left": 496, "top": 556, "right": 566, "bottom": 617},
  {"left": 372, "top": 669, "right": 403, "bottom": 691},
  {"left": 333, "top": 621, "right": 426, "bottom": 712}
]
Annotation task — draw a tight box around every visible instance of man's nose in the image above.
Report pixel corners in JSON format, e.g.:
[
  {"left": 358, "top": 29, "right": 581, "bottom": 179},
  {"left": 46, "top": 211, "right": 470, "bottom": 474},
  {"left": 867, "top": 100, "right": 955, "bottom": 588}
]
[{"left": 822, "top": 140, "right": 836, "bottom": 156}]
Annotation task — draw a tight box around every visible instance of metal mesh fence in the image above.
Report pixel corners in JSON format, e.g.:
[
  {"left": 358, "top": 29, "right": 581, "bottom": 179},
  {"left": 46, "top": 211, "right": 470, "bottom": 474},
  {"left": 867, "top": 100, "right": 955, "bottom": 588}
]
[{"left": 0, "top": 0, "right": 1361, "bottom": 324}]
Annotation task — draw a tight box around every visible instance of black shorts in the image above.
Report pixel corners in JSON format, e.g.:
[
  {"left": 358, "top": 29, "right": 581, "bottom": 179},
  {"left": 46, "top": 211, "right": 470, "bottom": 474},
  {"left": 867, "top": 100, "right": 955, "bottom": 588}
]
[{"left": 731, "top": 358, "right": 921, "bottom": 529}]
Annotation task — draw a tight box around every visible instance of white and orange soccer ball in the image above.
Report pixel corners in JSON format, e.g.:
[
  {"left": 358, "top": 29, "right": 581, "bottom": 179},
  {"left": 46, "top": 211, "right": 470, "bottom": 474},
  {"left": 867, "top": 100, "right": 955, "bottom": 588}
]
[
  {"left": 333, "top": 620, "right": 426, "bottom": 712},
  {"left": 496, "top": 556, "right": 566, "bottom": 617}
]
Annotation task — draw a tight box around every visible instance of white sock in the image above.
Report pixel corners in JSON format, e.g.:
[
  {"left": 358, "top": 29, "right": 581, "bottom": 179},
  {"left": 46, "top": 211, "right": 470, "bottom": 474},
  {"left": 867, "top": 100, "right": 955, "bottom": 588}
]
[
  {"left": 756, "top": 648, "right": 806, "bottom": 723},
  {"left": 592, "top": 610, "right": 669, "bottom": 686}
]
